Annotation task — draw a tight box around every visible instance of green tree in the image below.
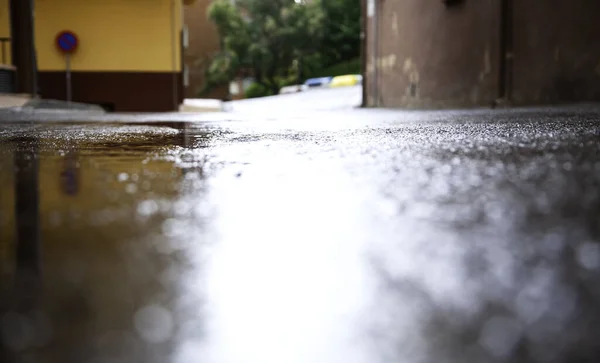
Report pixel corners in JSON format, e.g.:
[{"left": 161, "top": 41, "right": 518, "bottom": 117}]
[
  {"left": 319, "top": 0, "right": 361, "bottom": 68},
  {"left": 204, "top": 0, "right": 325, "bottom": 95}
]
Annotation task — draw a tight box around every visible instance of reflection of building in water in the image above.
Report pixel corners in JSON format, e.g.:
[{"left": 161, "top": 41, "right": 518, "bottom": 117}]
[
  {"left": 0, "top": 147, "right": 14, "bottom": 285},
  {"left": 60, "top": 151, "right": 80, "bottom": 196},
  {"left": 13, "top": 139, "right": 42, "bottom": 307},
  {"left": 0, "top": 138, "right": 41, "bottom": 363},
  {"left": 0, "top": 123, "right": 204, "bottom": 363}
]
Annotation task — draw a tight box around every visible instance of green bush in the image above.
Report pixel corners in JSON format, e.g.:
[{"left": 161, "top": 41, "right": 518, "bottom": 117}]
[
  {"left": 244, "top": 76, "right": 298, "bottom": 99},
  {"left": 242, "top": 58, "right": 362, "bottom": 99},
  {"left": 244, "top": 83, "right": 273, "bottom": 99},
  {"left": 304, "top": 58, "right": 361, "bottom": 80},
  {"left": 277, "top": 74, "right": 300, "bottom": 88}
]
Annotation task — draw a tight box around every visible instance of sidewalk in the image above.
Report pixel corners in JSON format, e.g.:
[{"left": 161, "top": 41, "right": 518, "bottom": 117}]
[
  {"left": 23, "top": 98, "right": 105, "bottom": 113},
  {"left": 0, "top": 93, "right": 105, "bottom": 113},
  {"left": 224, "top": 85, "right": 363, "bottom": 114},
  {"left": 0, "top": 93, "right": 31, "bottom": 108},
  {"left": 179, "top": 98, "right": 224, "bottom": 113}
]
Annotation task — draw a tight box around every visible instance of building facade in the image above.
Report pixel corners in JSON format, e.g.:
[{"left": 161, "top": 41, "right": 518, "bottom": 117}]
[
  {"left": 1, "top": 0, "right": 195, "bottom": 112},
  {"left": 365, "top": 0, "right": 600, "bottom": 109},
  {"left": 183, "top": 0, "right": 228, "bottom": 100},
  {"left": 0, "top": 2, "right": 11, "bottom": 65}
]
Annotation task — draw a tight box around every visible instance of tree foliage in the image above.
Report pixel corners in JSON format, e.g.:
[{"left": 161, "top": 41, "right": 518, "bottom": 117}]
[
  {"left": 204, "top": 0, "right": 325, "bottom": 95},
  {"left": 203, "top": 0, "right": 361, "bottom": 96},
  {"left": 320, "top": 0, "right": 361, "bottom": 68}
]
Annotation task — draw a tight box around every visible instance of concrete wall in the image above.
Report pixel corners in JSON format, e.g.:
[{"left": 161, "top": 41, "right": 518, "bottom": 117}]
[
  {"left": 183, "top": 0, "right": 228, "bottom": 99},
  {"left": 366, "top": 0, "right": 500, "bottom": 109},
  {"left": 511, "top": 0, "right": 600, "bottom": 105},
  {"left": 366, "top": 0, "right": 600, "bottom": 109}
]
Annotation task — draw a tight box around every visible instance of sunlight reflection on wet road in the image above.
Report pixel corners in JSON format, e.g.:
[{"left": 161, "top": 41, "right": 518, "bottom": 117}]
[{"left": 1, "top": 107, "right": 600, "bottom": 363}]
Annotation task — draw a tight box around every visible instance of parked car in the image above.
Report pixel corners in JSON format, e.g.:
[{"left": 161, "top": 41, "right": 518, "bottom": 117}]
[
  {"left": 279, "top": 84, "right": 307, "bottom": 94},
  {"left": 304, "top": 77, "right": 332, "bottom": 88},
  {"left": 330, "top": 74, "right": 362, "bottom": 88}
]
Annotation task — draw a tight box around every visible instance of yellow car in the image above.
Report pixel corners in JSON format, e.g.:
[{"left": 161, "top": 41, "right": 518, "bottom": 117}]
[{"left": 330, "top": 74, "right": 362, "bottom": 88}]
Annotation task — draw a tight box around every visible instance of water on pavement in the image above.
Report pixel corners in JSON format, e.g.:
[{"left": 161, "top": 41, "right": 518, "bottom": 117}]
[{"left": 0, "top": 108, "right": 600, "bottom": 363}]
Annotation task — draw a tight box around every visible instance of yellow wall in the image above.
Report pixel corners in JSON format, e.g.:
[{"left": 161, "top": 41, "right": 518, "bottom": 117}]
[
  {"left": 0, "top": 0, "right": 11, "bottom": 64},
  {"left": 35, "top": 0, "right": 183, "bottom": 72}
]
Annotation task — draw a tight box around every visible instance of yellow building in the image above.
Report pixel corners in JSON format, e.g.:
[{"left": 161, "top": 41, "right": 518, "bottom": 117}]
[
  {"left": 0, "top": 2, "right": 10, "bottom": 65},
  {"left": 1, "top": 0, "right": 197, "bottom": 111}
]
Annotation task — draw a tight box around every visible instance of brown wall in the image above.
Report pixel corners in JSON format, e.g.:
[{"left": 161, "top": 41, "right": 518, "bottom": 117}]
[
  {"left": 367, "top": 0, "right": 600, "bottom": 109},
  {"left": 38, "top": 71, "right": 183, "bottom": 112},
  {"left": 183, "top": 0, "right": 228, "bottom": 99},
  {"left": 511, "top": 0, "right": 600, "bottom": 105},
  {"left": 366, "top": 0, "right": 500, "bottom": 109}
]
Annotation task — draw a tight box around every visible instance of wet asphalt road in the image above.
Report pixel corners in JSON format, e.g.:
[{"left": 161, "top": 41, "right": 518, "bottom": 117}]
[{"left": 0, "top": 105, "right": 600, "bottom": 363}]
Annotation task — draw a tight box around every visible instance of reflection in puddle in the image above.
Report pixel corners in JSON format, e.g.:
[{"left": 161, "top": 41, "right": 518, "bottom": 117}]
[
  {"left": 0, "top": 122, "right": 209, "bottom": 363},
  {"left": 60, "top": 151, "right": 80, "bottom": 197}
]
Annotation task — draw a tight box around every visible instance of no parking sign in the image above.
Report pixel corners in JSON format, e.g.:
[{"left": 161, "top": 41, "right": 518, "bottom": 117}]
[
  {"left": 55, "top": 30, "right": 79, "bottom": 103},
  {"left": 56, "top": 31, "right": 79, "bottom": 53}
]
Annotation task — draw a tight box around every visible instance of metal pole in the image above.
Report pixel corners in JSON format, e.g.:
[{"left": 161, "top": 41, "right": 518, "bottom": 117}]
[
  {"left": 30, "top": 0, "right": 38, "bottom": 97},
  {"left": 171, "top": 0, "right": 178, "bottom": 111},
  {"left": 13, "top": 139, "right": 42, "bottom": 312},
  {"left": 9, "top": 0, "right": 37, "bottom": 94},
  {"left": 66, "top": 54, "right": 72, "bottom": 104}
]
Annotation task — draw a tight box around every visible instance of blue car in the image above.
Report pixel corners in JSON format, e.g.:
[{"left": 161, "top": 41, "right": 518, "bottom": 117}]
[{"left": 304, "top": 77, "right": 332, "bottom": 88}]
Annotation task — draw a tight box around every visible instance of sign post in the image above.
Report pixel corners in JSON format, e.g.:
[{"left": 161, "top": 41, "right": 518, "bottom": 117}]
[
  {"left": 65, "top": 53, "right": 72, "bottom": 104},
  {"left": 55, "top": 31, "right": 79, "bottom": 104}
]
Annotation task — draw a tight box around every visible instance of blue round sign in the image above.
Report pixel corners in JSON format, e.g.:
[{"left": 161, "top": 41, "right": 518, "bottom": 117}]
[{"left": 56, "top": 31, "right": 79, "bottom": 53}]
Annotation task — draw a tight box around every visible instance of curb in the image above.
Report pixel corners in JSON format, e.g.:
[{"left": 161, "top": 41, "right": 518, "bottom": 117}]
[
  {"left": 22, "top": 98, "right": 106, "bottom": 113},
  {"left": 179, "top": 98, "right": 224, "bottom": 113}
]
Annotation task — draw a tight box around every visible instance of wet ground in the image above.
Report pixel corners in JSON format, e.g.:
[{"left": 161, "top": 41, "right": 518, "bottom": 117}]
[{"left": 0, "top": 105, "right": 600, "bottom": 363}]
